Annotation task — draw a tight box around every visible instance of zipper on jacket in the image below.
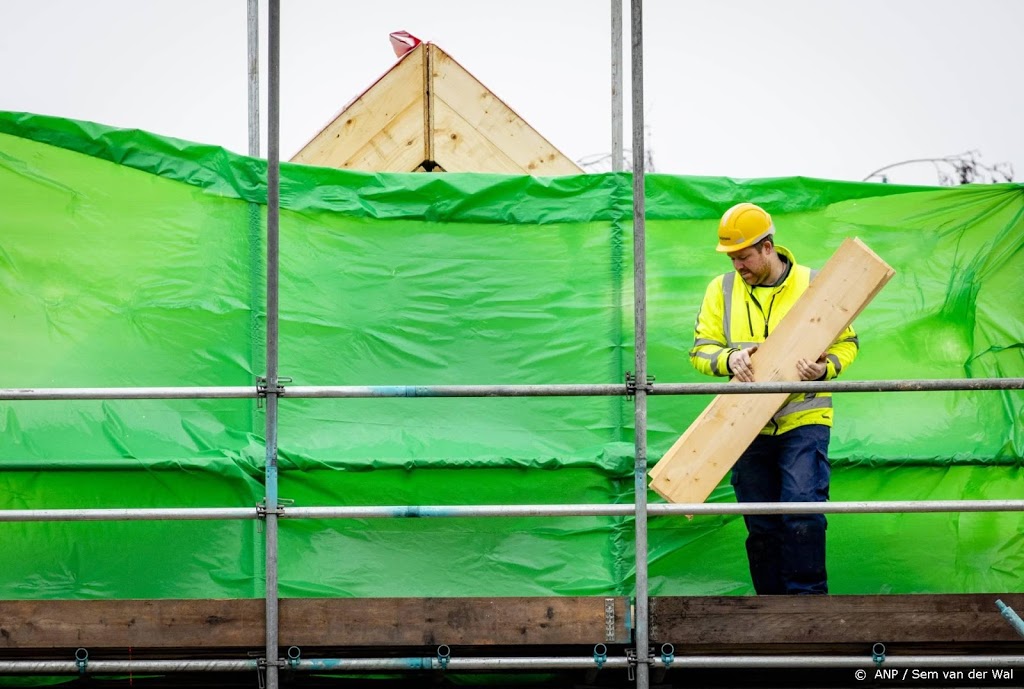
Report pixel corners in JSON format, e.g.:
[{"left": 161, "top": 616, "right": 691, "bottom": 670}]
[
  {"left": 763, "top": 293, "right": 778, "bottom": 338},
  {"left": 747, "top": 288, "right": 779, "bottom": 339}
]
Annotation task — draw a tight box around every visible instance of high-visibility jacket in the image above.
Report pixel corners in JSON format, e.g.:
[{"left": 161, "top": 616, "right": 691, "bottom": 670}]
[{"left": 689, "top": 245, "right": 859, "bottom": 435}]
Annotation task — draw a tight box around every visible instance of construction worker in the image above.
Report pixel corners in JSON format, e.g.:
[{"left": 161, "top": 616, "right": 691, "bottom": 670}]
[{"left": 689, "top": 202, "right": 859, "bottom": 595}]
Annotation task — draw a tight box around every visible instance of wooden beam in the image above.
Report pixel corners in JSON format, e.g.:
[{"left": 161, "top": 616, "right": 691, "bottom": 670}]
[
  {"left": 423, "top": 39, "right": 435, "bottom": 166},
  {"left": 649, "top": 238, "right": 895, "bottom": 503},
  {"left": 0, "top": 597, "right": 630, "bottom": 650},
  {"left": 650, "top": 594, "right": 1024, "bottom": 651}
]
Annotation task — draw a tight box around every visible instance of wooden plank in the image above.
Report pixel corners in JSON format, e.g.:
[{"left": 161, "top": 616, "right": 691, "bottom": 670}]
[
  {"left": 0, "top": 597, "right": 630, "bottom": 650},
  {"left": 290, "top": 44, "right": 426, "bottom": 169},
  {"left": 0, "top": 599, "right": 263, "bottom": 649},
  {"left": 651, "top": 594, "right": 1024, "bottom": 649},
  {"left": 4, "top": 595, "right": 1018, "bottom": 655},
  {"left": 649, "top": 238, "right": 895, "bottom": 503},
  {"left": 281, "top": 597, "right": 630, "bottom": 647},
  {"left": 430, "top": 45, "right": 582, "bottom": 175}
]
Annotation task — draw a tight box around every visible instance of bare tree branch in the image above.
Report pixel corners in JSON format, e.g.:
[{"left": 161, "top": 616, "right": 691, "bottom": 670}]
[
  {"left": 577, "top": 125, "right": 656, "bottom": 173},
  {"left": 864, "top": 151, "right": 1014, "bottom": 185}
]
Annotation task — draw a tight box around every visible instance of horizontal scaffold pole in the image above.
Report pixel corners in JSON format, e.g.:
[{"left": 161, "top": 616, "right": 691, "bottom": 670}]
[
  {"left": 283, "top": 500, "right": 1024, "bottom": 518},
  {"left": 2, "top": 500, "right": 1023, "bottom": 522},
  {"left": 0, "top": 654, "right": 1021, "bottom": 673},
  {"left": 0, "top": 659, "right": 259, "bottom": 673},
  {"left": 0, "top": 386, "right": 259, "bottom": 400},
  {"left": 0, "top": 507, "right": 258, "bottom": 522},
  {"left": 1, "top": 377, "right": 1022, "bottom": 400}
]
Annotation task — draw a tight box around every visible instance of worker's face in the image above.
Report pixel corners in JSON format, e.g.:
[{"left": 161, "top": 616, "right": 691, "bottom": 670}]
[{"left": 728, "top": 242, "right": 771, "bottom": 285}]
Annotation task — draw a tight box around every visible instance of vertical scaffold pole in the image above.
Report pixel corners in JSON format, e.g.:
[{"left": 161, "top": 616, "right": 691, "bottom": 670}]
[
  {"left": 611, "top": 0, "right": 624, "bottom": 171},
  {"left": 629, "top": 1, "right": 650, "bottom": 688},
  {"left": 247, "top": 0, "right": 260, "bottom": 157},
  {"left": 264, "top": 0, "right": 281, "bottom": 687}
]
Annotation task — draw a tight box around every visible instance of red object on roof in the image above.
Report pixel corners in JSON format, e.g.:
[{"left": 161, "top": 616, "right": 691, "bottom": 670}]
[{"left": 389, "top": 31, "right": 422, "bottom": 58}]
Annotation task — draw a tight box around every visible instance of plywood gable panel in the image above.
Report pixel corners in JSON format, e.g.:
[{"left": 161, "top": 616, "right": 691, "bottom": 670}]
[
  {"left": 430, "top": 45, "right": 582, "bottom": 175},
  {"left": 291, "top": 44, "right": 427, "bottom": 169},
  {"left": 289, "top": 43, "right": 581, "bottom": 175},
  {"left": 433, "top": 97, "right": 529, "bottom": 175},
  {"left": 332, "top": 99, "right": 427, "bottom": 172}
]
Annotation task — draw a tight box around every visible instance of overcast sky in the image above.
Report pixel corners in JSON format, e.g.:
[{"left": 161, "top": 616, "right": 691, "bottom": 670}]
[{"left": 2, "top": 1, "right": 1021, "bottom": 185}]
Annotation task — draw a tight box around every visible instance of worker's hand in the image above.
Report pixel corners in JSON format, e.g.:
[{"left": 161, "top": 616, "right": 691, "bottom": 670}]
[
  {"left": 728, "top": 346, "right": 758, "bottom": 383},
  {"left": 796, "top": 354, "right": 828, "bottom": 381}
]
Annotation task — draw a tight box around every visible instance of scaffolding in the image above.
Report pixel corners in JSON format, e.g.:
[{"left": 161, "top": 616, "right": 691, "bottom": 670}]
[{"left": 2, "top": 1, "right": 1024, "bottom": 687}]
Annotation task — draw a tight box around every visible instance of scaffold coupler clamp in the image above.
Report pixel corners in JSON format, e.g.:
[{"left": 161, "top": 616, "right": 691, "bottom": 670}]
[
  {"left": 436, "top": 644, "right": 451, "bottom": 670},
  {"left": 625, "top": 646, "right": 653, "bottom": 681},
  {"left": 248, "top": 650, "right": 283, "bottom": 688},
  {"left": 592, "top": 643, "right": 608, "bottom": 670},
  {"left": 255, "top": 655, "right": 286, "bottom": 688},
  {"left": 256, "top": 376, "right": 291, "bottom": 408},
  {"left": 625, "top": 371, "right": 656, "bottom": 400},
  {"left": 256, "top": 498, "right": 288, "bottom": 521},
  {"left": 286, "top": 646, "right": 301, "bottom": 669},
  {"left": 74, "top": 648, "right": 88, "bottom": 675},
  {"left": 872, "top": 642, "right": 886, "bottom": 667}
]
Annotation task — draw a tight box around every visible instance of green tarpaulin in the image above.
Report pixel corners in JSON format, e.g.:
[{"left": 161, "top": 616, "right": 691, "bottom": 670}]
[{"left": 0, "top": 111, "right": 1022, "bottom": 599}]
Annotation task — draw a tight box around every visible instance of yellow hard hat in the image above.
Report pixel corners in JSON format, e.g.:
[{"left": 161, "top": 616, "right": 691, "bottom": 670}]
[{"left": 716, "top": 202, "right": 775, "bottom": 253}]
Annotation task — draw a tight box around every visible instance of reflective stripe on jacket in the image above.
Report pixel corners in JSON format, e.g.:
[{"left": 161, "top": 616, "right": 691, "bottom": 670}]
[{"left": 689, "top": 245, "right": 859, "bottom": 435}]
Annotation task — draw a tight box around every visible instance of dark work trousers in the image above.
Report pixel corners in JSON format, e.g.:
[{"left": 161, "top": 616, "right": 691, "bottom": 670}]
[{"left": 730, "top": 423, "right": 831, "bottom": 595}]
